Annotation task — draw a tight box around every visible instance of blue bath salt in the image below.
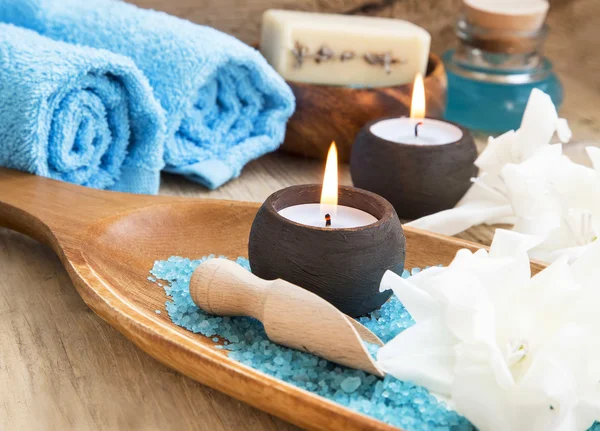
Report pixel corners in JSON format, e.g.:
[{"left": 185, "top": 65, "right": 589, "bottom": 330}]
[
  {"left": 148, "top": 255, "right": 600, "bottom": 431},
  {"left": 340, "top": 376, "right": 362, "bottom": 393}
]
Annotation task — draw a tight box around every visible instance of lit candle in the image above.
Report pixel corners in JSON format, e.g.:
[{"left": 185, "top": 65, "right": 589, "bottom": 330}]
[
  {"left": 248, "top": 149, "right": 405, "bottom": 315},
  {"left": 369, "top": 73, "right": 463, "bottom": 145},
  {"left": 350, "top": 73, "right": 478, "bottom": 219},
  {"left": 278, "top": 143, "right": 378, "bottom": 228}
]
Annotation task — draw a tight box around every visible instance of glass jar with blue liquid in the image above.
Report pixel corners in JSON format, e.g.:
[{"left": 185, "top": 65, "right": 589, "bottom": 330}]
[{"left": 444, "top": 15, "right": 563, "bottom": 134}]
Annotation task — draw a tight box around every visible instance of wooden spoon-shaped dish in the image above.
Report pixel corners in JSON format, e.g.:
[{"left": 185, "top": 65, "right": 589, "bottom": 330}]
[{"left": 0, "top": 168, "right": 546, "bottom": 431}]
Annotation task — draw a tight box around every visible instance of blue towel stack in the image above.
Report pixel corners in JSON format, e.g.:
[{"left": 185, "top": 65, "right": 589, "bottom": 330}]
[
  {"left": 0, "top": 24, "right": 166, "bottom": 194},
  {"left": 0, "top": 0, "right": 295, "bottom": 190}
]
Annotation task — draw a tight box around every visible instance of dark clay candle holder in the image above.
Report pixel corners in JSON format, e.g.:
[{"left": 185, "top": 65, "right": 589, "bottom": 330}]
[
  {"left": 248, "top": 184, "right": 405, "bottom": 317},
  {"left": 350, "top": 117, "right": 478, "bottom": 219}
]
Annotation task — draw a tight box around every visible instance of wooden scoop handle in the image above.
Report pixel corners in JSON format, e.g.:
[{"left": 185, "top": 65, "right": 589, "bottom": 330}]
[
  {"left": 190, "top": 258, "right": 283, "bottom": 320},
  {"left": 189, "top": 258, "right": 386, "bottom": 377},
  {"left": 190, "top": 259, "right": 384, "bottom": 346},
  {"left": 0, "top": 168, "right": 178, "bottom": 251}
]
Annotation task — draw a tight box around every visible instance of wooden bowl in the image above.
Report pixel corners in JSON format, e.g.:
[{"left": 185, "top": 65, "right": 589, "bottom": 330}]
[
  {"left": 280, "top": 53, "right": 447, "bottom": 162},
  {"left": 351, "top": 117, "right": 478, "bottom": 219},
  {"left": 247, "top": 184, "right": 405, "bottom": 316}
]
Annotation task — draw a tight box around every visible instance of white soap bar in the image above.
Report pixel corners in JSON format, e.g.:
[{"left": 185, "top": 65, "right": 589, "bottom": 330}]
[{"left": 260, "top": 10, "right": 431, "bottom": 87}]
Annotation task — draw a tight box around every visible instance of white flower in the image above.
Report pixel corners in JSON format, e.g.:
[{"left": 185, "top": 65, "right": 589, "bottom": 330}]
[
  {"left": 501, "top": 145, "right": 600, "bottom": 262},
  {"left": 377, "top": 229, "right": 600, "bottom": 431},
  {"left": 407, "top": 89, "right": 600, "bottom": 263}
]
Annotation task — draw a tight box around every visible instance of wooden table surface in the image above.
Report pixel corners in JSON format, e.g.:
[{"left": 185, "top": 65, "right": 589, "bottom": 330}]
[{"left": 1, "top": 0, "right": 599, "bottom": 429}]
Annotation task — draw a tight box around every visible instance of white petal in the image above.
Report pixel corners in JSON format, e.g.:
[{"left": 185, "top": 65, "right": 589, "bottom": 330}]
[
  {"left": 398, "top": 266, "right": 449, "bottom": 299},
  {"left": 514, "top": 354, "right": 579, "bottom": 431},
  {"left": 454, "top": 342, "right": 515, "bottom": 390},
  {"left": 556, "top": 118, "right": 572, "bottom": 143},
  {"left": 512, "top": 212, "right": 561, "bottom": 238},
  {"left": 575, "top": 394, "right": 600, "bottom": 431},
  {"left": 531, "top": 244, "right": 591, "bottom": 264},
  {"left": 549, "top": 157, "right": 598, "bottom": 210},
  {"left": 426, "top": 270, "right": 497, "bottom": 342},
  {"left": 474, "top": 248, "right": 489, "bottom": 257},
  {"left": 535, "top": 324, "right": 600, "bottom": 386},
  {"left": 529, "top": 256, "right": 580, "bottom": 303},
  {"left": 406, "top": 202, "right": 513, "bottom": 236},
  {"left": 525, "top": 325, "right": 600, "bottom": 430},
  {"left": 564, "top": 240, "right": 600, "bottom": 329},
  {"left": 489, "top": 229, "right": 545, "bottom": 258},
  {"left": 529, "top": 325, "right": 600, "bottom": 430},
  {"left": 517, "top": 89, "right": 559, "bottom": 161},
  {"left": 475, "top": 130, "right": 518, "bottom": 175},
  {"left": 448, "top": 248, "right": 527, "bottom": 289},
  {"left": 570, "top": 238, "right": 600, "bottom": 289},
  {"left": 451, "top": 362, "right": 514, "bottom": 431},
  {"left": 379, "top": 270, "right": 440, "bottom": 323},
  {"left": 585, "top": 146, "right": 600, "bottom": 172},
  {"left": 449, "top": 240, "right": 533, "bottom": 303},
  {"left": 501, "top": 161, "right": 562, "bottom": 218},
  {"left": 460, "top": 173, "right": 511, "bottom": 206},
  {"left": 377, "top": 318, "right": 456, "bottom": 396},
  {"left": 407, "top": 176, "right": 513, "bottom": 236}
]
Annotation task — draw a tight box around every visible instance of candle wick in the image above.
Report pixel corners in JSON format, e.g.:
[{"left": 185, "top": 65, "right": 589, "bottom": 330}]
[
  {"left": 414, "top": 121, "right": 424, "bottom": 137},
  {"left": 325, "top": 213, "right": 332, "bottom": 227}
]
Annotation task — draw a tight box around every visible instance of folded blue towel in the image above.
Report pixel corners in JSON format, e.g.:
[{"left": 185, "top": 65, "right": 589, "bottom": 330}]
[
  {"left": 0, "top": 0, "right": 296, "bottom": 189},
  {"left": 0, "top": 24, "right": 166, "bottom": 194}
]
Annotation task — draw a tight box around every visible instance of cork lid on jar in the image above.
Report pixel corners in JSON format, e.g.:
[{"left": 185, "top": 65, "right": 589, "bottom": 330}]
[
  {"left": 464, "top": 0, "right": 549, "bottom": 32},
  {"left": 461, "top": 0, "right": 549, "bottom": 53}
]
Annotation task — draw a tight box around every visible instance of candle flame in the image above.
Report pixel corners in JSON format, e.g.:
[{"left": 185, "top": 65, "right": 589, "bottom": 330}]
[
  {"left": 410, "top": 73, "right": 426, "bottom": 119},
  {"left": 321, "top": 142, "right": 338, "bottom": 217}
]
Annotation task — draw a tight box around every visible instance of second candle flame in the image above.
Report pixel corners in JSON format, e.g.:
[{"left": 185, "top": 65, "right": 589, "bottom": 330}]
[
  {"left": 321, "top": 142, "right": 338, "bottom": 220},
  {"left": 410, "top": 73, "right": 426, "bottom": 119}
]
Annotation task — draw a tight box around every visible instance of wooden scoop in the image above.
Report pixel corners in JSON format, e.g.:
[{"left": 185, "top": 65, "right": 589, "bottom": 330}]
[{"left": 190, "top": 258, "right": 384, "bottom": 376}]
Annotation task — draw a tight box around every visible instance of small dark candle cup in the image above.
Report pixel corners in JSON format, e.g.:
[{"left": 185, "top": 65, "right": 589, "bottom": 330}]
[
  {"left": 350, "top": 117, "right": 478, "bottom": 219},
  {"left": 248, "top": 184, "right": 405, "bottom": 317}
]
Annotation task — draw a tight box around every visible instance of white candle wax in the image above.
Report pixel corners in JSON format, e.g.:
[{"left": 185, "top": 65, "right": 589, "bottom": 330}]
[
  {"left": 278, "top": 203, "right": 377, "bottom": 228},
  {"left": 370, "top": 118, "right": 463, "bottom": 145}
]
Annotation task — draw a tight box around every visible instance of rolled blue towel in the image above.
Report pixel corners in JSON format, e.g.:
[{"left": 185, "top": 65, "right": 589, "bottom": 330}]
[
  {"left": 0, "top": 24, "right": 166, "bottom": 194},
  {"left": 0, "top": 0, "right": 296, "bottom": 189}
]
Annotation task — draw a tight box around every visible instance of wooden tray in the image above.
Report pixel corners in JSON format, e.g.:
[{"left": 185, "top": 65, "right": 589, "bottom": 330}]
[{"left": 0, "top": 168, "right": 544, "bottom": 430}]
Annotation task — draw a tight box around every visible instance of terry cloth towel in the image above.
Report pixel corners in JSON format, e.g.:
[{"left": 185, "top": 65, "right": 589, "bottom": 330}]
[
  {"left": 0, "top": 0, "right": 296, "bottom": 189},
  {"left": 0, "top": 24, "right": 166, "bottom": 194}
]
